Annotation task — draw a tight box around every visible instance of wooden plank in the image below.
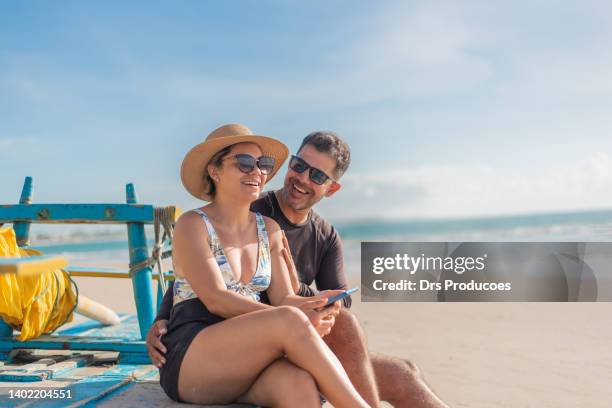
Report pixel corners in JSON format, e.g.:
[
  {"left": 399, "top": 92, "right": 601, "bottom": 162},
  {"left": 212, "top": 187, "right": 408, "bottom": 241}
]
[
  {"left": 0, "top": 316, "right": 151, "bottom": 364},
  {"left": 66, "top": 266, "right": 174, "bottom": 281},
  {"left": 13, "top": 176, "right": 33, "bottom": 247},
  {"left": 58, "top": 314, "right": 134, "bottom": 337},
  {"left": 116, "top": 353, "right": 150, "bottom": 365},
  {"left": 18, "top": 364, "right": 159, "bottom": 408},
  {"left": 0, "top": 204, "right": 157, "bottom": 224},
  {"left": 0, "top": 355, "right": 94, "bottom": 382},
  {"left": 0, "top": 256, "right": 68, "bottom": 276},
  {"left": 7, "top": 349, "right": 118, "bottom": 365},
  {"left": 0, "top": 359, "right": 58, "bottom": 375},
  {"left": 0, "top": 335, "right": 147, "bottom": 354},
  {"left": 126, "top": 184, "right": 156, "bottom": 341}
]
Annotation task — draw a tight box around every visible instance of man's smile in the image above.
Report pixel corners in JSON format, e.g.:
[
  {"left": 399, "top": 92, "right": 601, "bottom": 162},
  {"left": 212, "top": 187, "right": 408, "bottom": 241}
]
[{"left": 292, "top": 183, "right": 309, "bottom": 195}]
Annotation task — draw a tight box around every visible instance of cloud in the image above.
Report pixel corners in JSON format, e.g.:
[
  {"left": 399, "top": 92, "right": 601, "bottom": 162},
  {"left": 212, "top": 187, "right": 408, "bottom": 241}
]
[
  {"left": 317, "top": 152, "right": 612, "bottom": 221},
  {"left": 2, "top": 0, "right": 612, "bottom": 221},
  {"left": 338, "top": 1, "right": 492, "bottom": 102},
  {"left": 0, "top": 136, "right": 38, "bottom": 152},
  {"left": 86, "top": 2, "right": 494, "bottom": 115}
]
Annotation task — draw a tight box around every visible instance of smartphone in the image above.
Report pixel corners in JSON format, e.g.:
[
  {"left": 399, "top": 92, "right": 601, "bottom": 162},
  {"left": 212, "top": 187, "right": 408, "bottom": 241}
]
[{"left": 323, "top": 288, "right": 358, "bottom": 308}]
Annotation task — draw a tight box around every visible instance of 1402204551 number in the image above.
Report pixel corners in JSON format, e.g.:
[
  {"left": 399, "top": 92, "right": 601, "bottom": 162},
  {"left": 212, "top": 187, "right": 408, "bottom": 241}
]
[{"left": 8, "top": 389, "right": 72, "bottom": 399}]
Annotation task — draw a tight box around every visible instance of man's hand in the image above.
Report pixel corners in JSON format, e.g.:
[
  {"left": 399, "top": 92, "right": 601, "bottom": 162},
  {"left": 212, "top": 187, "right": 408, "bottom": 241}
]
[
  {"left": 295, "top": 291, "right": 343, "bottom": 337},
  {"left": 146, "top": 319, "right": 168, "bottom": 368}
]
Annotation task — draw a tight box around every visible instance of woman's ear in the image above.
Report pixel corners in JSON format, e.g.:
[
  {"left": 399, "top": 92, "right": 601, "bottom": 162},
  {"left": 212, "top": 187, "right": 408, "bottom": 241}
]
[{"left": 208, "top": 164, "right": 220, "bottom": 183}]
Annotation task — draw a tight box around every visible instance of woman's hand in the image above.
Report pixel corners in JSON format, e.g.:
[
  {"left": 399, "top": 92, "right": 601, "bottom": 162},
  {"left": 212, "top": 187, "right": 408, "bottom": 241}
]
[
  {"left": 294, "top": 290, "right": 344, "bottom": 337},
  {"left": 280, "top": 230, "right": 300, "bottom": 294}
]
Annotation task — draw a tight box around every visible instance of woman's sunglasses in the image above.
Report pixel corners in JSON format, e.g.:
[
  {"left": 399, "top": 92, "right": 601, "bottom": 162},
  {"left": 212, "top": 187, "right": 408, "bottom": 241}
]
[
  {"left": 289, "top": 155, "right": 334, "bottom": 185},
  {"left": 224, "top": 154, "right": 276, "bottom": 175}
]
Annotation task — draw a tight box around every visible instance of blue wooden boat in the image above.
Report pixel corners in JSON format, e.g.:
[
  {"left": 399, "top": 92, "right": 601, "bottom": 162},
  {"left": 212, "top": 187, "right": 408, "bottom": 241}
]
[{"left": 0, "top": 177, "right": 254, "bottom": 407}]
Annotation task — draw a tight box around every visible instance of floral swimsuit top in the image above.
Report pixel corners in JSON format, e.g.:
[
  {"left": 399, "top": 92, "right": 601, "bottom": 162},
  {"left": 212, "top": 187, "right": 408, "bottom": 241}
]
[{"left": 173, "top": 209, "right": 272, "bottom": 306}]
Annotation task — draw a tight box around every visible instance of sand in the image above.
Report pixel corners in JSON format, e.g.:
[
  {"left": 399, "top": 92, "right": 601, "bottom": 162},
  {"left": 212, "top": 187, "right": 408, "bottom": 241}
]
[{"left": 67, "top": 268, "right": 612, "bottom": 407}]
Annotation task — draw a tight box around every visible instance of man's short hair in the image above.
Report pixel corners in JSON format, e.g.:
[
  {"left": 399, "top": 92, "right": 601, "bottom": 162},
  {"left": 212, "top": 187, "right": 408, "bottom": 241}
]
[{"left": 297, "top": 131, "right": 351, "bottom": 179}]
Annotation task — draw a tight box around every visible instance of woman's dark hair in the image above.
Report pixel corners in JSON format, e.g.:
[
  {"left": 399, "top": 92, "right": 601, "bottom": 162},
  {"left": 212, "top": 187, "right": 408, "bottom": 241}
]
[{"left": 204, "top": 144, "right": 234, "bottom": 200}]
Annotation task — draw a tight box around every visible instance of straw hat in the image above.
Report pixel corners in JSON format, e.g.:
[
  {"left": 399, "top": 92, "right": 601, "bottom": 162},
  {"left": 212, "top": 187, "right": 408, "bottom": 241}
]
[{"left": 181, "top": 124, "right": 289, "bottom": 201}]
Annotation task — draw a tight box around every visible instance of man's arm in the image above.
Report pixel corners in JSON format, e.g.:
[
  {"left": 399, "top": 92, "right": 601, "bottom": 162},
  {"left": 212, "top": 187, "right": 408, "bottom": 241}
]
[
  {"left": 297, "top": 282, "right": 318, "bottom": 297},
  {"left": 315, "top": 228, "right": 351, "bottom": 308},
  {"left": 147, "top": 280, "right": 173, "bottom": 367}
]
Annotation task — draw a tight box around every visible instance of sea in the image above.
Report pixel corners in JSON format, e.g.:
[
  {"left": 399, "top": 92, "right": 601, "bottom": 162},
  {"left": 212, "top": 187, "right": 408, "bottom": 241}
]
[{"left": 25, "top": 208, "right": 612, "bottom": 276}]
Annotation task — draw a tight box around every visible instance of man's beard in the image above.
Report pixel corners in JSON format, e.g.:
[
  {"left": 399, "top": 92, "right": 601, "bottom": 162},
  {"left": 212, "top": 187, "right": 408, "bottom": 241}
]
[{"left": 280, "top": 182, "right": 318, "bottom": 211}]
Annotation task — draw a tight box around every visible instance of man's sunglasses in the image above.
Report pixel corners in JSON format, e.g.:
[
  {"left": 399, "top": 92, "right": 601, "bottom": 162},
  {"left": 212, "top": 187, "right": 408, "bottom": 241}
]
[
  {"left": 224, "top": 154, "right": 276, "bottom": 175},
  {"left": 289, "top": 155, "right": 334, "bottom": 185}
]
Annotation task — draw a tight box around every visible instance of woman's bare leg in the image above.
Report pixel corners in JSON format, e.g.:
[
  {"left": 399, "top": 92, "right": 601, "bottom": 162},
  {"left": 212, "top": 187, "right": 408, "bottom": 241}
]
[
  {"left": 236, "top": 358, "right": 320, "bottom": 407},
  {"left": 178, "top": 306, "right": 369, "bottom": 407}
]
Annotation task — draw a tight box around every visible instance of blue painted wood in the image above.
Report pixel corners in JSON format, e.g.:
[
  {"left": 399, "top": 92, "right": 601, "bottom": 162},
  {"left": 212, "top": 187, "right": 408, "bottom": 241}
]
[
  {"left": 11, "top": 364, "right": 160, "bottom": 408},
  {"left": 1, "top": 177, "right": 30, "bottom": 336},
  {"left": 58, "top": 314, "right": 134, "bottom": 337},
  {"left": 117, "top": 352, "right": 150, "bottom": 365},
  {"left": 0, "top": 203, "right": 157, "bottom": 224},
  {"left": 0, "top": 315, "right": 151, "bottom": 364},
  {"left": 156, "top": 280, "right": 164, "bottom": 313},
  {"left": 0, "top": 322, "right": 12, "bottom": 337},
  {"left": 0, "top": 355, "right": 93, "bottom": 382},
  {"left": 126, "top": 183, "right": 156, "bottom": 340},
  {"left": 67, "top": 315, "right": 140, "bottom": 340},
  {"left": 13, "top": 176, "right": 33, "bottom": 247},
  {"left": 0, "top": 335, "right": 147, "bottom": 354}
]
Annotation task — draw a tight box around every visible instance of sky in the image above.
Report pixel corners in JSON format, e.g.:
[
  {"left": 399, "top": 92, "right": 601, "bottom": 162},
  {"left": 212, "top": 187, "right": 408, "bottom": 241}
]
[{"left": 1, "top": 1, "right": 612, "bottom": 222}]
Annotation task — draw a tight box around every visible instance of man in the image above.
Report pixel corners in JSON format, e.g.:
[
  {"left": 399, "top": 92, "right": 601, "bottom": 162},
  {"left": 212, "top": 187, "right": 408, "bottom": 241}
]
[{"left": 148, "top": 131, "right": 447, "bottom": 407}]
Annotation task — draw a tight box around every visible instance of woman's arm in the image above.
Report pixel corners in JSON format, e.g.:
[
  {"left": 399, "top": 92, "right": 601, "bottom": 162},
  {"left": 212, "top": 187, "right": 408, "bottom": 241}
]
[
  {"left": 263, "top": 217, "right": 305, "bottom": 306},
  {"left": 264, "top": 216, "right": 344, "bottom": 338},
  {"left": 173, "top": 211, "right": 272, "bottom": 318},
  {"left": 263, "top": 217, "right": 342, "bottom": 306}
]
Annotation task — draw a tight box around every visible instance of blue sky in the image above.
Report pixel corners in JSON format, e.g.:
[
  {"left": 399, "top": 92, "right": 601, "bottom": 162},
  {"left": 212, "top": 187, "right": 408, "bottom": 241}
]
[{"left": 2, "top": 1, "right": 612, "bottom": 221}]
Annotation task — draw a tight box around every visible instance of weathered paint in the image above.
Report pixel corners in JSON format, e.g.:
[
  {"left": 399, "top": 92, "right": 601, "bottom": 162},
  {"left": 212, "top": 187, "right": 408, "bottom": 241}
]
[
  {"left": 13, "top": 177, "right": 33, "bottom": 247},
  {"left": 156, "top": 280, "right": 164, "bottom": 313},
  {"left": 0, "top": 322, "right": 12, "bottom": 337},
  {"left": 0, "top": 177, "right": 32, "bottom": 335},
  {"left": 58, "top": 315, "right": 134, "bottom": 337},
  {"left": 0, "top": 334, "right": 145, "bottom": 352},
  {"left": 0, "top": 355, "right": 94, "bottom": 382},
  {"left": 0, "top": 203, "right": 158, "bottom": 224},
  {"left": 0, "top": 179, "right": 199, "bottom": 405},
  {"left": 125, "top": 183, "right": 156, "bottom": 340},
  {"left": 11, "top": 364, "right": 160, "bottom": 408}
]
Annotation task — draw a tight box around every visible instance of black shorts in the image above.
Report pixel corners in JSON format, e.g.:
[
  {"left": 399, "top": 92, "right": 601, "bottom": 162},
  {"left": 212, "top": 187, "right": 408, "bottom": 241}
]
[{"left": 158, "top": 321, "right": 208, "bottom": 402}]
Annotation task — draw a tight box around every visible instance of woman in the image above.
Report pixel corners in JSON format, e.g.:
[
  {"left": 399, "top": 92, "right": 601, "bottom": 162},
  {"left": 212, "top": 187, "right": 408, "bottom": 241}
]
[{"left": 160, "top": 124, "right": 369, "bottom": 408}]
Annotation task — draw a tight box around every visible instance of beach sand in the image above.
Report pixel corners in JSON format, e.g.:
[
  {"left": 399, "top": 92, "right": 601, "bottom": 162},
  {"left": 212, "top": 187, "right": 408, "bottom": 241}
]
[{"left": 69, "top": 269, "right": 612, "bottom": 407}]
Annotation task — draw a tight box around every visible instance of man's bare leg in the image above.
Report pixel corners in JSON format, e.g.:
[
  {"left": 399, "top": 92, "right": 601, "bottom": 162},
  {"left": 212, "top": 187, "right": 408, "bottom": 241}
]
[
  {"left": 326, "top": 308, "right": 448, "bottom": 407},
  {"left": 371, "top": 352, "right": 448, "bottom": 408},
  {"left": 324, "top": 308, "right": 381, "bottom": 408}
]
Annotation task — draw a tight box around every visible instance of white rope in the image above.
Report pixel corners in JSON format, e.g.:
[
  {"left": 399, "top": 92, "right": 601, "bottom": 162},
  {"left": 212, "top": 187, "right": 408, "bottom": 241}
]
[{"left": 128, "top": 206, "right": 175, "bottom": 295}]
